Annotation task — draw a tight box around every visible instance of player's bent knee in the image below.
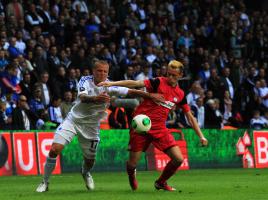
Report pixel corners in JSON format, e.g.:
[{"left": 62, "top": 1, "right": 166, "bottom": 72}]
[
  {"left": 172, "top": 157, "right": 183, "bottom": 166},
  {"left": 49, "top": 143, "right": 64, "bottom": 158}
]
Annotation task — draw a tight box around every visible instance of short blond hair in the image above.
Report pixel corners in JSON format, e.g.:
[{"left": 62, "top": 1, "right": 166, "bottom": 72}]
[
  {"left": 168, "top": 60, "right": 184, "bottom": 72},
  {"left": 93, "top": 60, "right": 109, "bottom": 69}
]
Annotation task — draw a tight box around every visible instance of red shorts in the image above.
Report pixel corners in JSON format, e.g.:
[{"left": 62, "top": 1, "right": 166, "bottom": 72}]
[{"left": 128, "top": 129, "right": 177, "bottom": 152}]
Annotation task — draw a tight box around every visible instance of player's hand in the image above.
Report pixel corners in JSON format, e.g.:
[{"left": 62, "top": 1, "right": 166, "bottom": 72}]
[
  {"left": 95, "top": 92, "right": 111, "bottom": 103},
  {"left": 200, "top": 137, "right": 208, "bottom": 146},
  {"left": 98, "top": 81, "right": 113, "bottom": 87},
  {"left": 149, "top": 93, "right": 165, "bottom": 104}
]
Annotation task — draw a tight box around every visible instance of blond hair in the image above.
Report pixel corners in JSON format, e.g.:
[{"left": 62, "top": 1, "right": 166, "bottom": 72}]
[
  {"left": 168, "top": 60, "right": 184, "bottom": 73},
  {"left": 93, "top": 60, "right": 109, "bottom": 69}
]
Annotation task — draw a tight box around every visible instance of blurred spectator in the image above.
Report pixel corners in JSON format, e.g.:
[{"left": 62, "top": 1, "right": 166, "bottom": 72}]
[
  {"left": 34, "top": 71, "right": 51, "bottom": 107},
  {"left": 223, "top": 90, "right": 233, "bottom": 123},
  {"left": 33, "top": 45, "right": 49, "bottom": 75},
  {"left": 2, "top": 93, "right": 16, "bottom": 118},
  {"left": 214, "top": 98, "right": 223, "bottom": 128},
  {"left": 51, "top": 66, "right": 68, "bottom": 98},
  {"left": 186, "top": 81, "right": 202, "bottom": 106},
  {"left": 259, "top": 79, "right": 268, "bottom": 109},
  {"left": 166, "top": 109, "right": 178, "bottom": 128},
  {"left": 261, "top": 110, "right": 268, "bottom": 128},
  {"left": 207, "top": 68, "right": 223, "bottom": 100},
  {"left": 19, "top": 70, "right": 33, "bottom": 100},
  {"left": 12, "top": 95, "right": 37, "bottom": 130},
  {"left": 60, "top": 90, "right": 73, "bottom": 119},
  {"left": 0, "top": 49, "right": 9, "bottom": 71},
  {"left": 17, "top": 19, "right": 31, "bottom": 41},
  {"left": 122, "top": 65, "right": 135, "bottom": 80},
  {"left": 191, "top": 97, "right": 205, "bottom": 128},
  {"left": 8, "top": 37, "right": 22, "bottom": 58},
  {"left": 66, "top": 67, "right": 78, "bottom": 91},
  {"left": 220, "top": 67, "right": 234, "bottom": 99},
  {"left": 36, "top": 1, "right": 53, "bottom": 34},
  {"left": 198, "top": 61, "right": 211, "bottom": 89},
  {"left": 29, "top": 87, "right": 45, "bottom": 113},
  {"left": 47, "top": 45, "right": 60, "bottom": 76},
  {"left": 72, "top": 0, "right": 89, "bottom": 14},
  {"left": 135, "top": 64, "right": 151, "bottom": 81},
  {"left": 0, "top": 64, "right": 21, "bottom": 99},
  {"left": 48, "top": 96, "right": 63, "bottom": 126},
  {"left": 205, "top": 99, "right": 222, "bottom": 129},
  {"left": 250, "top": 110, "right": 266, "bottom": 130},
  {"left": 6, "top": 0, "right": 24, "bottom": 24},
  {"left": 15, "top": 30, "right": 26, "bottom": 54},
  {"left": 25, "top": 3, "right": 43, "bottom": 30},
  {"left": 60, "top": 49, "right": 72, "bottom": 68},
  {"left": 0, "top": 100, "right": 10, "bottom": 129}
]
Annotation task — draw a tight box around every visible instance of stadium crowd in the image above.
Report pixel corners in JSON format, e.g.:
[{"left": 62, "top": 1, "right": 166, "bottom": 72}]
[{"left": 0, "top": 0, "right": 267, "bottom": 130}]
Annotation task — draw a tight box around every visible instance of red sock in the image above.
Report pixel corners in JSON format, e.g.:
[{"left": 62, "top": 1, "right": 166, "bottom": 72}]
[
  {"left": 126, "top": 162, "right": 136, "bottom": 176},
  {"left": 157, "top": 161, "right": 181, "bottom": 183}
]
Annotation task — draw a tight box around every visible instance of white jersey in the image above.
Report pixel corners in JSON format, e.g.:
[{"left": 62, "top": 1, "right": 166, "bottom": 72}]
[{"left": 65, "top": 76, "right": 129, "bottom": 137}]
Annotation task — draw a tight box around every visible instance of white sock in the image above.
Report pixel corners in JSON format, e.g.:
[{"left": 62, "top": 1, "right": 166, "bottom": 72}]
[{"left": 43, "top": 156, "right": 57, "bottom": 183}]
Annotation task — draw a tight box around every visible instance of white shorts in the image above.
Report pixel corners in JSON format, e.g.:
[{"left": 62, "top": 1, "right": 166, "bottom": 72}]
[{"left": 54, "top": 118, "right": 100, "bottom": 159}]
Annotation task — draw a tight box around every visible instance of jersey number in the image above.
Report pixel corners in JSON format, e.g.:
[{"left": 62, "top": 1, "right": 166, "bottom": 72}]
[{"left": 90, "top": 140, "right": 99, "bottom": 150}]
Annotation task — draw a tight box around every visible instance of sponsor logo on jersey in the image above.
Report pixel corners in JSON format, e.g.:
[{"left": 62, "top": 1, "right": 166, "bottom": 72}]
[{"left": 159, "top": 101, "right": 175, "bottom": 109}]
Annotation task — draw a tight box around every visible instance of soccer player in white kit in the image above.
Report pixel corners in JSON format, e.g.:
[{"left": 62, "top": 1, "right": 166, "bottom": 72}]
[{"left": 36, "top": 60, "right": 164, "bottom": 192}]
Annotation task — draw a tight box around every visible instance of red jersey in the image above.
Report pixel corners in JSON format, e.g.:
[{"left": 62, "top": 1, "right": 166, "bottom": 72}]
[{"left": 133, "top": 77, "right": 190, "bottom": 136}]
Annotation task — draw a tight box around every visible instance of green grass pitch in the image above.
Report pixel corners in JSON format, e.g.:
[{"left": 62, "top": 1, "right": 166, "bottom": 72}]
[{"left": 1, "top": 169, "right": 268, "bottom": 200}]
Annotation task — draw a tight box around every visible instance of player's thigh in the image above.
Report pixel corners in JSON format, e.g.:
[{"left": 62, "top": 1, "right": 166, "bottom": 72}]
[
  {"left": 165, "top": 146, "right": 184, "bottom": 163},
  {"left": 152, "top": 131, "right": 183, "bottom": 162},
  {"left": 55, "top": 118, "right": 76, "bottom": 143},
  {"left": 51, "top": 121, "right": 76, "bottom": 155},
  {"left": 129, "top": 151, "right": 143, "bottom": 164},
  {"left": 128, "top": 130, "right": 152, "bottom": 152},
  {"left": 77, "top": 134, "right": 100, "bottom": 160}
]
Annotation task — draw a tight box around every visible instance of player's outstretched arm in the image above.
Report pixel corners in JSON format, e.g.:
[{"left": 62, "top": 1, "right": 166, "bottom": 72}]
[
  {"left": 127, "top": 89, "right": 165, "bottom": 104},
  {"left": 184, "top": 111, "right": 208, "bottom": 146},
  {"left": 98, "top": 80, "right": 145, "bottom": 88},
  {"left": 79, "top": 93, "right": 111, "bottom": 104}
]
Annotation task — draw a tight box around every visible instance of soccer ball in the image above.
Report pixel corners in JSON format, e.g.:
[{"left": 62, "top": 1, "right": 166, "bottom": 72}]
[{"left": 131, "top": 114, "right": 151, "bottom": 133}]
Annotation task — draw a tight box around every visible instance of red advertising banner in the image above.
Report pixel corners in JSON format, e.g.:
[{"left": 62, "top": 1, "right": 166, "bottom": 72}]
[
  {"left": 253, "top": 131, "right": 268, "bottom": 168},
  {"left": 0, "top": 132, "right": 13, "bottom": 176},
  {"left": 13, "top": 132, "right": 38, "bottom": 175},
  {"left": 37, "top": 132, "right": 61, "bottom": 174}
]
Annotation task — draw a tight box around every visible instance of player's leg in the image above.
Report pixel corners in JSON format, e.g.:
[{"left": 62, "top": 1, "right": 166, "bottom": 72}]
[
  {"left": 155, "top": 145, "right": 183, "bottom": 191},
  {"left": 153, "top": 132, "right": 183, "bottom": 191},
  {"left": 127, "top": 131, "right": 151, "bottom": 190},
  {"left": 36, "top": 134, "right": 70, "bottom": 192},
  {"left": 36, "top": 120, "right": 76, "bottom": 192},
  {"left": 126, "top": 151, "right": 143, "bottom": 190},
  {"left": 78, "top": 135, "right": 99, "bottom": 190}
]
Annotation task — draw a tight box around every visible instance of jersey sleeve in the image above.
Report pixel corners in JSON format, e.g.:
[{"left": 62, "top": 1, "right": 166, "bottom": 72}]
[
  {"left": 177, "top": 95, "right": 191, "bottom": 113},
  {"left": 77, "top": 76, "right": 91, "bottom": 96},
  {"left": 144, "top": 78, "right": 160, "bottom": 92},
  {"left": 107, "top": 86, "right": 129, "bottom": 97}
]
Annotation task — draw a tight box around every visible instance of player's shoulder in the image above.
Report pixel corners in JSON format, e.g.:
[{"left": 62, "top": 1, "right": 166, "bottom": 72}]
[
  {"left": 78, "top": 75, "right": 93, "bottom": 84},
  {"left": 174, "top": 84, "right": 185, "bottom": 97},
  {"left": 157, "top": 76, "right": 168, "bottom": 84},
  {"left": 79, "top": 75, "right": 93, "bottom": 81}
]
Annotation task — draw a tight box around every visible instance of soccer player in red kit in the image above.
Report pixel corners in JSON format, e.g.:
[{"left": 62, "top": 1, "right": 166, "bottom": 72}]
[{"left": 98, "top": 60, "right": 208, "bottom": 191}]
